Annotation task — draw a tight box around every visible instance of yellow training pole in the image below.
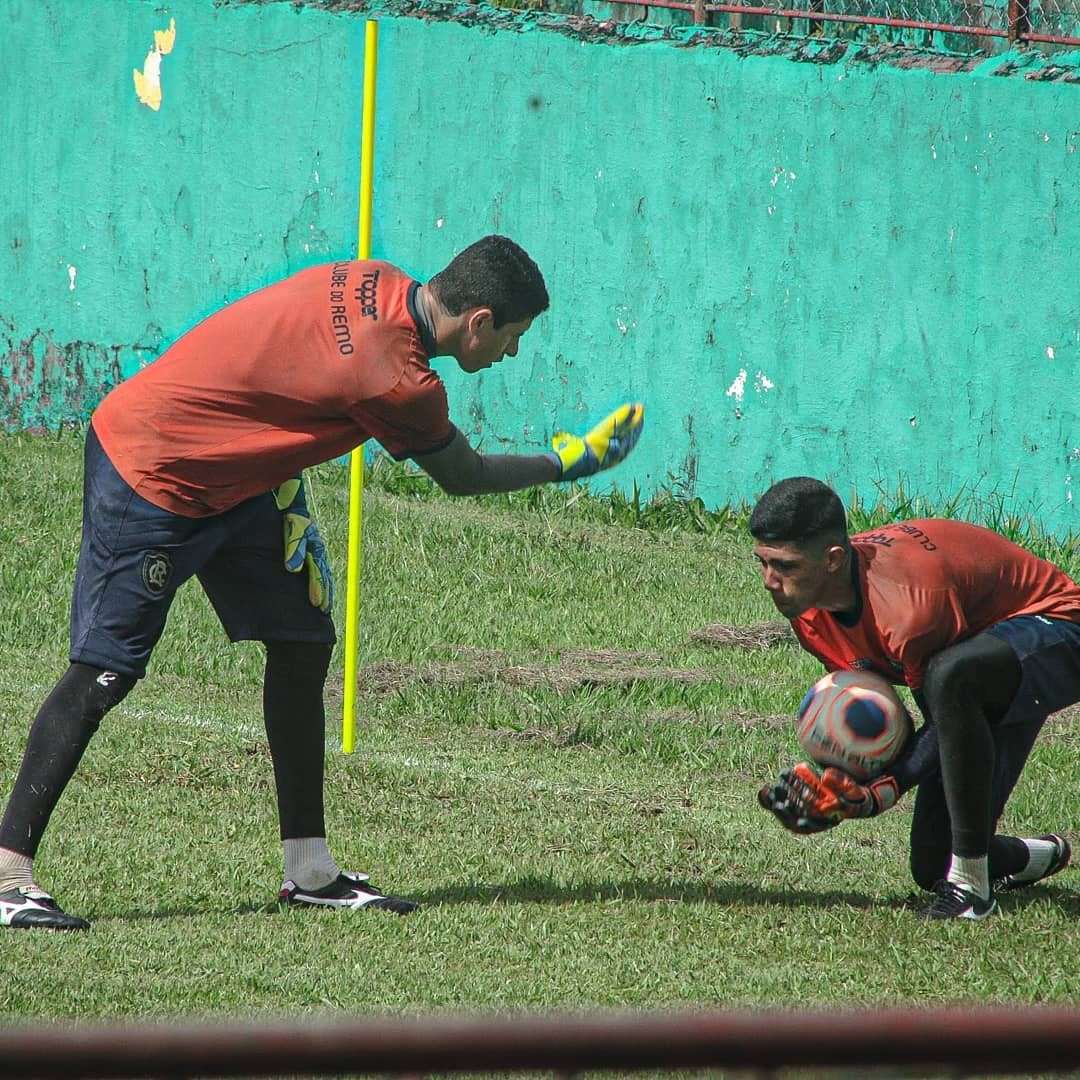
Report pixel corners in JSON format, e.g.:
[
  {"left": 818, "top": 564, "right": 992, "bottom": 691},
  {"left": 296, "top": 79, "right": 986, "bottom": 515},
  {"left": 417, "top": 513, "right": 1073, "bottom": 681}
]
[{"left": 343, "top": 19, "right": 378, "bottom": 754}]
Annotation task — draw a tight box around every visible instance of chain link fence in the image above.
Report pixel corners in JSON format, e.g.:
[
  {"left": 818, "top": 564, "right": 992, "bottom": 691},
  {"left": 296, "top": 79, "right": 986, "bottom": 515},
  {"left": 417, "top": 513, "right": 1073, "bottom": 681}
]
[
  {"left": 536, "top": 0, "right": 1080, "bottom": 51},
  {"left": 688, "top": 0, "right": 1080, "bottom": 51}
]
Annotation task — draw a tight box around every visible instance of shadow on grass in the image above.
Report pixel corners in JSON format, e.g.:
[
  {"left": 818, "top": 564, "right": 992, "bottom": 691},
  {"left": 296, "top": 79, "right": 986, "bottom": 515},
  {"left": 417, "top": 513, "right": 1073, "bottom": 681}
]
[
  {"left": 412, "top": 876, "right": 1080, "bottom": 916},
  {"left": 412, "top": 876, "right": 885, "bottom": 911},
  {"left": 93, "top": 880, "right": 1079, "bottom": 922},
  {"left": 90, "top": 901, "right": 281, "bottom": 924},
  {"left": 995, "top": 885, "right": 1080, "bottom": 915}
]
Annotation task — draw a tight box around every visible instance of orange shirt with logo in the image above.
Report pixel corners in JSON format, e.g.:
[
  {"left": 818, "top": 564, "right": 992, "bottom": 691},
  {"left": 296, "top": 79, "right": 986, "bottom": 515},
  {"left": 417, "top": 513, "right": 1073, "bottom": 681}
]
[
  {"left": 92, "top": 261, "right": 452, "bottom": 517},
  {"left": 791, "top": 519, "right": 1080, "bottom": 689}
]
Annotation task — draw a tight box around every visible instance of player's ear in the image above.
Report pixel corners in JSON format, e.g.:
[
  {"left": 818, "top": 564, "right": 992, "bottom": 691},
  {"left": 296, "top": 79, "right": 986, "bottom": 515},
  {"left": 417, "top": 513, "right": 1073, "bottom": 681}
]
[
  {"left": 465, "top": 307, "right": 495, "bottom": 335},
  {"left": 824, "top": 544, "right": 848, "bottom": 573}
]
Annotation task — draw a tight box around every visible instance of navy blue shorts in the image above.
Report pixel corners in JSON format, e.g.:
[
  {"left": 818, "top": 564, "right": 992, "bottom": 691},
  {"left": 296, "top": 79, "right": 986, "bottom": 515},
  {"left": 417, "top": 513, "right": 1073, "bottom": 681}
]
[
  {"left": 985, "top": 613, "right": 1080, "bottom": 727},
  {"left": 70, "top": 426, "right": 336, "bottom": 678}
]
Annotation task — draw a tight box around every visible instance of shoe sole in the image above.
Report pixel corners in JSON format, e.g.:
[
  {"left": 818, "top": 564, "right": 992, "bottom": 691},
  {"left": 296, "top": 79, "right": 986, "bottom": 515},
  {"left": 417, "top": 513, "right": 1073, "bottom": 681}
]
[
  {"left": 279, "top": 873, "right": 417, "bottom": 915},
  {"left": 6, "top": 912, "right": 90, "bottom": 931},
  {"left": 924, "top": 897, "right": 997, "bottom": 920},
  {"left": 924, "top": 898, "right": 996, "bottom": 920},
  {"left": 958, "top": 897, "right": 996, "bottom": 920},
  {"left": 921, "top": 880, "right": 997, "bottom": 920},
  {"left": 281, "top": 897, "right": 418, "bottom": 915},
  {"left": 0, "top": 891, "right": 91, "bottom": 931}
]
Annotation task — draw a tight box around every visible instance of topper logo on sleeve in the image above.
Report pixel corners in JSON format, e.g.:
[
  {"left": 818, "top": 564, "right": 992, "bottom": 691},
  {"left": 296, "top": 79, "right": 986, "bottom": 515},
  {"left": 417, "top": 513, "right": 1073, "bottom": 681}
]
[{"left": 355, "top": 270, "right": 379, "bottom": 320}]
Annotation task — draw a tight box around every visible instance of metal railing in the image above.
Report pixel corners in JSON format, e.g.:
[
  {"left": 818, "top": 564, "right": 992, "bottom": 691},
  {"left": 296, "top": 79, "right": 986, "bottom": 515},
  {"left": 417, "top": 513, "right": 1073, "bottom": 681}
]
[
  {"left": 4, "top": 1006, "right": 1080, "bottom": 1077},
  {"left": 587, "top": 0, "right": 1080, "bottom": 50}
]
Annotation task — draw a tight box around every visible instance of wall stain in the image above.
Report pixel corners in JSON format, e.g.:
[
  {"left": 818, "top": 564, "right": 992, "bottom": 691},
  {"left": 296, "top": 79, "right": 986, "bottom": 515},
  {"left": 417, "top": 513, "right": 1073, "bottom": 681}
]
[
  {"left": 679, "top": 412, "right": 700, "bottom": 498},
  {"left": 283, "top": 190, "right": 332, "bottom": 270},
  {"left": 2, "top": 332, "right": 128, "bottom": 433}
]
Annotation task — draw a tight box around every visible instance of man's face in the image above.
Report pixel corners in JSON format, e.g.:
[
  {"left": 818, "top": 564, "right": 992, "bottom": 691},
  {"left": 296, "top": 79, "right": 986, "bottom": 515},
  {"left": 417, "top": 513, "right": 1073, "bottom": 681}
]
[
  {"left": 752, "top": 539, "right": 835, "bottom": 619},
  {"left": 456, "top": 312, "right": 533, "bottom": 374}
]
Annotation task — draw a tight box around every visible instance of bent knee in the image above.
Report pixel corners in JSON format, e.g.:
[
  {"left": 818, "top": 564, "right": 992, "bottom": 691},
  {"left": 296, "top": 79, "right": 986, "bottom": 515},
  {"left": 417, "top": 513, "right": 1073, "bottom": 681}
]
[
  {"left": 923, "top": 649, "right": 981, "bottom": 706},
  {"left": 67, "top": 663, "right": 136, "bottom": 729},
  {"left": 922, "top": 634, "right": 1020, "bottom": 722}
]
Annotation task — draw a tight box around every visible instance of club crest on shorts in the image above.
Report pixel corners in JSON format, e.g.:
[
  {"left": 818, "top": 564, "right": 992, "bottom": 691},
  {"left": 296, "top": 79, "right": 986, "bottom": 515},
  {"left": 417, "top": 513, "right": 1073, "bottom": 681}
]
[{"left": 141, "top": 551, "right": 173, "bottom": 596}]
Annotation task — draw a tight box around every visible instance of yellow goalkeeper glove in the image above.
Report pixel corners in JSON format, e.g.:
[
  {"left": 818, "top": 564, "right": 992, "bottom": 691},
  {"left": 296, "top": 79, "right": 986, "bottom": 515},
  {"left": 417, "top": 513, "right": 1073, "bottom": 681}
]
[
  {"left": 273, "top": 475, "right": 334, "bottom": 615},
  {"left": 548, "top": 402, "right": 645, "bottom": 482}
]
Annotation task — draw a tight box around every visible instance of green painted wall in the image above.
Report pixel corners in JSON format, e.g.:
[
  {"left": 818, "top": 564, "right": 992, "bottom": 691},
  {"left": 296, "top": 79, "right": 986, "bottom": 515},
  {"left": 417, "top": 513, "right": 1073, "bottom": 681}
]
[
  {"left": 2, "top": 0, "right": 1078, "bottom": 529},
  {"left": 1, "top": 0, "right": 364, "bottom": 423}
]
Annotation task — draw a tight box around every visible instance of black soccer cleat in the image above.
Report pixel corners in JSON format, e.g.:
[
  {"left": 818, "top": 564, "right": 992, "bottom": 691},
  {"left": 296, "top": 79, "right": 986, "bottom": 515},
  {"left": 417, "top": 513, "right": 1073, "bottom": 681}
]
[
  {"left": 996, "top": 834, "right": 1071, "bottom": 891},
  {"left": 279, "top": 871, "right": 418, "bottom": 915},
  {"left": 0, "top": 886, "right": 91, "bottom": 931},
  {"left": 922, "top": 880, "right": 996, "bottom": 921}
]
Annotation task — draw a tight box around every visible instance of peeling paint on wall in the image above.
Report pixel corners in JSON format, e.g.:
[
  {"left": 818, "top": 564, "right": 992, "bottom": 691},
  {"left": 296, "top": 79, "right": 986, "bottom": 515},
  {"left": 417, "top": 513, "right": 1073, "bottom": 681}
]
[
  {"left": 1, "top": 326, "right": 160, "bottom": 433},
  {"left": 723, "top": 367, "right": 777, "bottom": 422},
  {"left": 133, "top": 18, "right": 177, "bottom": 111},
  {"left": 2, "top": 334, "right": 119, "bottom": 432},
  {"left": 727, "top": 368, "right": 748, "bottom": 402},
  {"left": 726, "top": 369, "right": 775, "bottom": 404}
]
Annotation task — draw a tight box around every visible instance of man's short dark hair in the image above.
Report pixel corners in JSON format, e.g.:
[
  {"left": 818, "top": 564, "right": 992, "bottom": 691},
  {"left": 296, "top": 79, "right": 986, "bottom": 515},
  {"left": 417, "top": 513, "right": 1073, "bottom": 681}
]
[
  {"left": 749, "top": 476, "right": 849, "bottom": 549},
  {"left": 428, "top": 235, "right": 550, "bottom": 328}
]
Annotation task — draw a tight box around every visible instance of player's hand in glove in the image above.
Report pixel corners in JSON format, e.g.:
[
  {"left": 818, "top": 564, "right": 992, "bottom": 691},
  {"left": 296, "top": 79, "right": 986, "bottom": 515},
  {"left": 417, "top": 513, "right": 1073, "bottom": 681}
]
[
  {"left": 273, "top": 475, "right": 334, "bottom": 615},
  {"left": 758, "top": 768, "right": 838, "bottom": 835},
  {"left": 758, "top": 762, "right": 899, "bottom": 835},
  {"left": 547, "top": 402, "right": 645, "bottom": 482}
]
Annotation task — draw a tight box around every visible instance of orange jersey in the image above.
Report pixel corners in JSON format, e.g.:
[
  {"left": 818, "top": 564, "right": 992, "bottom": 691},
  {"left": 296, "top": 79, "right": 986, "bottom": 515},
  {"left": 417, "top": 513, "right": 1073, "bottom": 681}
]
[
  {"left": 791, "top": 519, "right": 1080, "bottom": 689},
  {"left": 92, "top": 261, "right": 453, "bottom": 516}
]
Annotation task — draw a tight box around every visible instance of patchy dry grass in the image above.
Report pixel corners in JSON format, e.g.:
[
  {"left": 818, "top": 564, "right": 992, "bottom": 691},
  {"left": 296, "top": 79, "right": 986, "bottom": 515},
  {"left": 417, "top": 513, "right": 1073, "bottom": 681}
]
[{"left": 2, "top": 433, "right": 1079, "bottom": 1032}]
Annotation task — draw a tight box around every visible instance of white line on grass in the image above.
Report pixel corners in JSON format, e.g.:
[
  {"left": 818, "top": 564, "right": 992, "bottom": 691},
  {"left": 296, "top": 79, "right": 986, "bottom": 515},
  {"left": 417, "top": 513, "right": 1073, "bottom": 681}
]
[
  {"left": 115, "top": 703, "right": 715, "bottom": 812},
  {"left": 1, "top": 681, "right": 719, "bottom": 815}
]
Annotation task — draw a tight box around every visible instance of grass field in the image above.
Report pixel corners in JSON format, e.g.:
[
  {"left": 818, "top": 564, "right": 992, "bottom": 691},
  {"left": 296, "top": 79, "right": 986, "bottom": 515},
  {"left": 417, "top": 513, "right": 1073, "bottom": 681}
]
[{"left": 1, "top": 429, "right": 1079, "bottom": 1036}]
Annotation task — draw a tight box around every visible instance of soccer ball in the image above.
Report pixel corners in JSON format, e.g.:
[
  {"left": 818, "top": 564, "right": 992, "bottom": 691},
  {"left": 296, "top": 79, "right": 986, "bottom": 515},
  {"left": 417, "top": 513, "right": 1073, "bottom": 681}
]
[{"left": 795, "top": 669, "right": 913, "bottom": 780}]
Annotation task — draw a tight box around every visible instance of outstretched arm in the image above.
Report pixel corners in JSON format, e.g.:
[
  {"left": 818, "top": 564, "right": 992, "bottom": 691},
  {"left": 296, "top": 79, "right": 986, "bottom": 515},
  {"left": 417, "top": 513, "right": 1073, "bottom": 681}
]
[
  {"left": 412, "top": 428, "right": 559, "bottom": 496},
  {"left": 413, "top": 402, "right": 645, "bottom": 497}
]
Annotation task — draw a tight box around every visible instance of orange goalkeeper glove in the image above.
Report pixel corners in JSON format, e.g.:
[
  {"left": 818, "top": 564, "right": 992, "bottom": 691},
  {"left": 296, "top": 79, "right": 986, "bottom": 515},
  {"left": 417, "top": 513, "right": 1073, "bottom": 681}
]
[{"left": 758, "top": 762, "right": 900, "bottom": 835}]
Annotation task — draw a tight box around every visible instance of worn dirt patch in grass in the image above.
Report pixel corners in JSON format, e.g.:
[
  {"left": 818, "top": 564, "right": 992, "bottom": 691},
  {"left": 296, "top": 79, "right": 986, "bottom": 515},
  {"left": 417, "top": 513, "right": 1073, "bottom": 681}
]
[
  {"left": 326, "top": 621, "right": 795, "bottom": 710},
  {"left": 689, "top": 620, "right": 795, "bottom": 651}
]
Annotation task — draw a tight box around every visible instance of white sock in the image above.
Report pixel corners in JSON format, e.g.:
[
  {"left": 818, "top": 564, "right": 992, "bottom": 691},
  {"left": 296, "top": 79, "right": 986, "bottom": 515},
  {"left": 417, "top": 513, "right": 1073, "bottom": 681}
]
[
  {"left": 283, "top": 837, "right": 340, "bottom": 891},
  {"left": 1011, "top": 838, "right": 1059, "bottom": 884},
  {"left": 0, "top": 847, "right": 34, "bottom": 894},
  {"left": 947, "top": 853, "right": 990, "bottom": 899}
]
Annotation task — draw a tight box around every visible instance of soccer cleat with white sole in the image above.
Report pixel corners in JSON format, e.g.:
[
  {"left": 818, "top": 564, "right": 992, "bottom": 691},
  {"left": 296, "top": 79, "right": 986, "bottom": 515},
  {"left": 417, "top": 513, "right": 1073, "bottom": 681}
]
[
  {"left": 0, "top": 886, "right": 90, "bottom": 931},
  {"left": 279, "top": 871, "right": 418, "bottom": 915},
  {"left": 923, "top": 880, "right": 996, "bottom": 920}
]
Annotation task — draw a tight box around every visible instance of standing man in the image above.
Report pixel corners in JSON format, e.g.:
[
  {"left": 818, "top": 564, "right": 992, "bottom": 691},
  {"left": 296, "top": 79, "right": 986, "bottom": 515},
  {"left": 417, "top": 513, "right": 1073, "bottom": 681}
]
[
  {"left": 0, "top": 235, "right": 644, "bottom": 931},
  {"left": 752, "top": 476, "right": 1076, "bottom": 920}
]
